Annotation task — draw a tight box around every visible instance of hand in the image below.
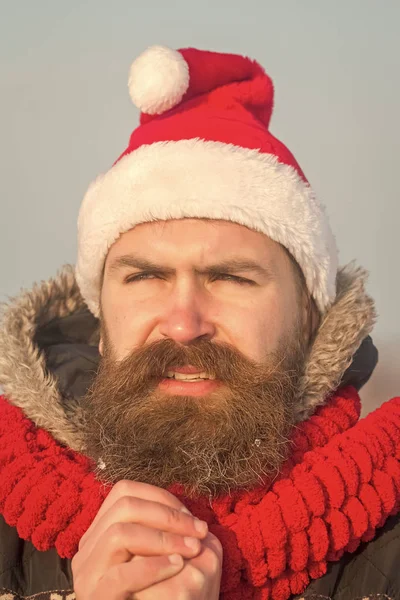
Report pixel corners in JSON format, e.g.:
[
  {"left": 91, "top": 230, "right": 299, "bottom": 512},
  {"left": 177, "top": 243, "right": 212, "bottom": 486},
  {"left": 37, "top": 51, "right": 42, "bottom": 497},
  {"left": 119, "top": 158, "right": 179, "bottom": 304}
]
[
  {"left": 133, "top": 529, "right": 223, "bottom": 600},
  {"left": 72, "top": 480, "right": 209, "bottom": 600}
]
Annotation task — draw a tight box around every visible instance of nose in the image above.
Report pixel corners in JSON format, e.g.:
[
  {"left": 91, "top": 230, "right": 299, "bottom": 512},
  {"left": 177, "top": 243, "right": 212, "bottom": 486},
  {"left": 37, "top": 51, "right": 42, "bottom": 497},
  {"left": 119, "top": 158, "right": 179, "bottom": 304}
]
[{"left": 158, "top": 285, "right": 216, "bottom": 345}]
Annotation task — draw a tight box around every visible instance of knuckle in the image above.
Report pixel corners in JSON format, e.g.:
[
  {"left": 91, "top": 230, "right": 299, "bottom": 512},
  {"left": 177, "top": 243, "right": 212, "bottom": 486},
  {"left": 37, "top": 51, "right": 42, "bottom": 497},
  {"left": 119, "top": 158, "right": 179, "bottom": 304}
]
[
  {"left": 186, "top": 565, "right": 206, "bottom": 590},
  {"left": 165, "top": 506, "right": 181, "bottom": 527},
  {"left": 77, "top": 531, "right": 87, "bottom": 550},
  {"left": 112, "top": 479, "right": 136, "bottom": 499},
  {"left": 106, "top": 521, "right": 126, "bottom": 546},
  {"left": 115, "top": 494, "right": 138, "bottom": 515},
  {"left": 157, "top": 487, "right": 180, "bottom": 506},
  {"left": 156, "top": 528, "right": 169, "bottom": 551},
  {"left": 70, "top": 552, "right": 79, "bottom": 574},
  {"left": 71, "top": 553, "right": 87, "bottom": 586}
]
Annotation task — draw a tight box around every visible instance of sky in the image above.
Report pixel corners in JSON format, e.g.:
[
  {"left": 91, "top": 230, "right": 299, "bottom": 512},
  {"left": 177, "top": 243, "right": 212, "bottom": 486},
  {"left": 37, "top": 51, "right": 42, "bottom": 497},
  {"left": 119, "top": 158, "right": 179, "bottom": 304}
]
[{"left": 1, "top": 0, "right": 399, "bottom": 411}]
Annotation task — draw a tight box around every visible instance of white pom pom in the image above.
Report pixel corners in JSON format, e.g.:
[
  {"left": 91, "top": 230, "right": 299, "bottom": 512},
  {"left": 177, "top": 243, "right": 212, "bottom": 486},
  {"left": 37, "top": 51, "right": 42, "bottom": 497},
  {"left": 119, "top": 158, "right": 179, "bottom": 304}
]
[{"left": 128, "top": 46, "right": 190, "bottom": 115}]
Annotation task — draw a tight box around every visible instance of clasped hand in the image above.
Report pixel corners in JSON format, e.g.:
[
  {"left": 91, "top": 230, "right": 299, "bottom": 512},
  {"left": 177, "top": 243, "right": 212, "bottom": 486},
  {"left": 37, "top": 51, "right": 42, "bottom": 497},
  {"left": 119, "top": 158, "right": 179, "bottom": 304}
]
[{"left": 72, "top": 480, "right": 223, "bottom": 599}]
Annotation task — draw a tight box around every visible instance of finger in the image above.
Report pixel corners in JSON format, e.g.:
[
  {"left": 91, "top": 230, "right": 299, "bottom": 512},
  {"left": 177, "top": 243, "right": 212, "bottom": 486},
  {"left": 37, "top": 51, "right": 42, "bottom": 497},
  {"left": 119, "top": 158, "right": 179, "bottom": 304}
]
[
  {"left": 78, "top": 554, "right": 184, "bottom": 600},
  {"left": 76, "top": 521, "right": 203, "bottom": 590},
  {"left": 80, "top": 480, "right": 191, "bottom": 549},
  {"left": 131, "top": 532, "right": 224, "bottom": 600},
  {"left": 77, "top": 496, "right": 207, "bottom": 564}
]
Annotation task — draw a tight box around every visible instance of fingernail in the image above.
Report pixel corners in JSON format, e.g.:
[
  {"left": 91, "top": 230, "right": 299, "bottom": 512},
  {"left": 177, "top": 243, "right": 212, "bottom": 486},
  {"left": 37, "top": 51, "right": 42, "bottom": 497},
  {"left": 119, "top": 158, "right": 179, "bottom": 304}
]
[
  {"left": 184, "top": 536, "right": 200, "bottom": 551},
  {"left": 169, "top": 553, "right": 183, "bottom": 565},
  {"left": 194, "top": 518, "right": 208, "bottom": 535}
]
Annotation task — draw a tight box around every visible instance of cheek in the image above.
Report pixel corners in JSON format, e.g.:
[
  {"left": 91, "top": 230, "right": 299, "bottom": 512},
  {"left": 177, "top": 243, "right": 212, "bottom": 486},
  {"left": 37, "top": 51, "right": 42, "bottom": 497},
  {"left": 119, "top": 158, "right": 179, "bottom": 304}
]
[
  {"left": 222, "top": 293, "right": 293, "bottom": 362},
  {"left": 241, "top": 315, "right": 285, "bottom": 361},
  {"left": 100, "top": 285, "right": 153, "bottom": 358}
]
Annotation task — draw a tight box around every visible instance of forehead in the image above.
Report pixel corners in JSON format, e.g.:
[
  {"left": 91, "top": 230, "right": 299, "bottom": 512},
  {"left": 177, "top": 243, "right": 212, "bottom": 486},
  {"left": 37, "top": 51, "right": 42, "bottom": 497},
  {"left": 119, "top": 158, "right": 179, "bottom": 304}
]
[{"left": 105, "top": 218, "right": 285, "bottom": 266}]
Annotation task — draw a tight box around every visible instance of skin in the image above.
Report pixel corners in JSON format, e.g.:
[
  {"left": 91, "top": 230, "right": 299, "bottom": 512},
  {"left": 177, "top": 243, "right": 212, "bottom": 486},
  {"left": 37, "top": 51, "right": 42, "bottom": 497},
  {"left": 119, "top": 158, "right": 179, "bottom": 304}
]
[{"left": 73, "top": 219, "right": 312, "bottom": 599}]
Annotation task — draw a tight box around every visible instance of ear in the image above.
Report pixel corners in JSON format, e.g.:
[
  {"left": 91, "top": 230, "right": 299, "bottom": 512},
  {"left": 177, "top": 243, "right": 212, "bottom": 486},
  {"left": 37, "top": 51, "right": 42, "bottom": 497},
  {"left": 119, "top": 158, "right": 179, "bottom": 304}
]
[
  {"left": 305, "top": 294, "right": 321, "bottom": 346},
  {"left": 300, "top": 288, "right": 320, "bottom": 346}
]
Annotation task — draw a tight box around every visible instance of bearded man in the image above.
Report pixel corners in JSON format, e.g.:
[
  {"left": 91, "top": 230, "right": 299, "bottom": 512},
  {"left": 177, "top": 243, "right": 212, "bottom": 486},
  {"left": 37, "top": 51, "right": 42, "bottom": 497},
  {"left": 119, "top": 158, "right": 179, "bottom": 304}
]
[{"left": 0, "top": 46, "right": 399, "bottom": 600}]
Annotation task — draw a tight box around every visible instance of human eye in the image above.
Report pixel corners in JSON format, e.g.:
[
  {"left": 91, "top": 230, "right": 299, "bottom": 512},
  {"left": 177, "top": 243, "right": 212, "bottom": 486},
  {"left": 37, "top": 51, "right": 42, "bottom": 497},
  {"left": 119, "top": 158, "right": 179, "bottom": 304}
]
[
  {"left": 212, "top": 273, "right": 255, "bottom": 285},
  {"left": 124, "top": 272, "right": 160, "bottom": 283}
]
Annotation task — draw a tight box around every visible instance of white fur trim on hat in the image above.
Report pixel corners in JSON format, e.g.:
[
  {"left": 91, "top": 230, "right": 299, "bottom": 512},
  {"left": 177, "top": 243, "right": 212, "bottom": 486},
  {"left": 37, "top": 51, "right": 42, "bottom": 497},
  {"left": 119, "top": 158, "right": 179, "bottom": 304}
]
[
  {"left": 128, "top": 46, "right": 190, "bottom": 115},
  {"left": 76, "top": 139, "right": 338, "bottom": 317}
]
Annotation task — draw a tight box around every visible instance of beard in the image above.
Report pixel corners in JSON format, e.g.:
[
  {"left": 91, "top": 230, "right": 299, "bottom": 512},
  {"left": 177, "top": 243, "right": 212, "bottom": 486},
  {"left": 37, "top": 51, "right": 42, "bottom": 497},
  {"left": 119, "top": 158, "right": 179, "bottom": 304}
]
[{"left": 81, "top": 325, "right": 306, "bottom": 497}]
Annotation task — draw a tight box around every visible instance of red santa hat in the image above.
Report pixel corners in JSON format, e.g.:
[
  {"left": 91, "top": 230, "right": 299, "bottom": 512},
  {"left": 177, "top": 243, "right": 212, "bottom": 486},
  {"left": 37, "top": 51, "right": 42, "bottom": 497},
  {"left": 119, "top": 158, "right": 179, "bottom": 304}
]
[{"left": 76, "top": 46, "right": 338, "bottom": 317}]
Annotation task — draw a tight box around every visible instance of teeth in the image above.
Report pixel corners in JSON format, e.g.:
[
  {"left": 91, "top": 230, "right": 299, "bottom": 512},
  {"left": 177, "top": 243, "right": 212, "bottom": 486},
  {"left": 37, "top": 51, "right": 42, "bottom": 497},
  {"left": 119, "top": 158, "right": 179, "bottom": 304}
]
[{"left": 165, "top": 371, "right": 216, "bottom": 381}]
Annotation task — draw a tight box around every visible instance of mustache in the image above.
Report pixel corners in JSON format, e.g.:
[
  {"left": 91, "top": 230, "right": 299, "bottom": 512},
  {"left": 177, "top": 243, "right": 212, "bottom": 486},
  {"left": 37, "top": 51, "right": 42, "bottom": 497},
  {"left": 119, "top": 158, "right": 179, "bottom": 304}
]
[{"left": 103, "top": 336, "right": 290, "bottom": 388}]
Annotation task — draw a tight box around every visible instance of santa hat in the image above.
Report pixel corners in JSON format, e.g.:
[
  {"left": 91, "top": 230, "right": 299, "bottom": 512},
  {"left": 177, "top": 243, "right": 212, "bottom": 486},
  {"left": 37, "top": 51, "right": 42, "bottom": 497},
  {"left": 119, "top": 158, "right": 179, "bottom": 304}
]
[{"left": 76, "top": 46, "right": 338, "bottom": 317}]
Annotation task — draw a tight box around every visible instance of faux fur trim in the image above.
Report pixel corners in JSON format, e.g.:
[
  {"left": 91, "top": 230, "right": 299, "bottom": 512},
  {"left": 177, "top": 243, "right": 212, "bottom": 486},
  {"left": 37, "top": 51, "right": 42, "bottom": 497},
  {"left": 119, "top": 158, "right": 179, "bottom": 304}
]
[
  {"left": 0, "top": 262, "right": 376, "bottom": 449},
  {"left": 0, "top": 266, "right": 86, "bottom": 451},
  {"left": 76, "top": 139, "right": 338, "bottom": 317},
  {"left": 296, "top": 262, "right": 377, "bottom": 419}
]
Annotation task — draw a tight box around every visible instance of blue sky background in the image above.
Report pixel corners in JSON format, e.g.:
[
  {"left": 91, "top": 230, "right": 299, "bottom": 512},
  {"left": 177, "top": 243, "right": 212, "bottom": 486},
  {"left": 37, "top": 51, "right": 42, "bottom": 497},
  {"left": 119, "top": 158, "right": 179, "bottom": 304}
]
[{"left": 1, "top": 0, "right": 399, "bottom": 410}]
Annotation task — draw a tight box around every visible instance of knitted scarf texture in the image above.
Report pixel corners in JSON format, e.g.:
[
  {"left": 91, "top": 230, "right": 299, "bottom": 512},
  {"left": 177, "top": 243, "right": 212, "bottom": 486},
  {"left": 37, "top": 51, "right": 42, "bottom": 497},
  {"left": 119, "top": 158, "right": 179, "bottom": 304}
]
[{"left": 1, "top": 385, "right": 400, "bottom": 600}]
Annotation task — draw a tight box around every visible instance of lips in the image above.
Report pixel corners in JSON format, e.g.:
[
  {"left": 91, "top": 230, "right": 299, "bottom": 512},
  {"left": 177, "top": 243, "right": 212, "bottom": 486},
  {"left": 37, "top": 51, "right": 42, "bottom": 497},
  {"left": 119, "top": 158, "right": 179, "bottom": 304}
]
[{"left": 158, "top": 376, "right": 220, "bottom": 396}]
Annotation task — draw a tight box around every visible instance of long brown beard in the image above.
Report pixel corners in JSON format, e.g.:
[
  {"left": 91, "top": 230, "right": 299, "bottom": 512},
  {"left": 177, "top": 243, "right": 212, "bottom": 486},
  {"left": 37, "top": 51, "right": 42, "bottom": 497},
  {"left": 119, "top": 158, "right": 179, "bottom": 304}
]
[{"left": 81, "top": 329, "right": 306, "bottom": 497}]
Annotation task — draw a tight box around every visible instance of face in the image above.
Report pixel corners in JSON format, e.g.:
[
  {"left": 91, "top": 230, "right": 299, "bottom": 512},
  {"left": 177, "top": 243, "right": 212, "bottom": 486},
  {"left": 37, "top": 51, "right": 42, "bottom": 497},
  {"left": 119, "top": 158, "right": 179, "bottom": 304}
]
[
  {"left": 82, "top": 219, "right": 312, "bottom": 497},
  {"left": 99, "top": 219, "right": 309, "bottom": 362}
]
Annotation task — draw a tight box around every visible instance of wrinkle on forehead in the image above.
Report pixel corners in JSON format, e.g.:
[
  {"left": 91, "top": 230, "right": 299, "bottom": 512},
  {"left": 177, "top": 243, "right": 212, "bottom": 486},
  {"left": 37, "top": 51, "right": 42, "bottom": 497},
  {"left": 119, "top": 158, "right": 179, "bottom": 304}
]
[{"left": 105, "top": 218, "right": 284, "bottom": 272}]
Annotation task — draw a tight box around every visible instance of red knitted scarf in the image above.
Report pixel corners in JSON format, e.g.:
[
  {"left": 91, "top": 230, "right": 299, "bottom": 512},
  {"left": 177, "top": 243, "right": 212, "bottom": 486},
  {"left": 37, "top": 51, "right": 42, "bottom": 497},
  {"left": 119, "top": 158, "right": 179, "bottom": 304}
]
[{"left": 1, "top": 387, "right": 400, "bottom": 600}]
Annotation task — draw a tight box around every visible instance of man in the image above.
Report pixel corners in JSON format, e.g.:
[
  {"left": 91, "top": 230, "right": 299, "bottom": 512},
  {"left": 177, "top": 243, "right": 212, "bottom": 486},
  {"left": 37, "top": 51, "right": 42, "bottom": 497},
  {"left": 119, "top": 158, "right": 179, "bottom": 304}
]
[{"left": 0, "top": 45, "right": 399, "bottom": 600}]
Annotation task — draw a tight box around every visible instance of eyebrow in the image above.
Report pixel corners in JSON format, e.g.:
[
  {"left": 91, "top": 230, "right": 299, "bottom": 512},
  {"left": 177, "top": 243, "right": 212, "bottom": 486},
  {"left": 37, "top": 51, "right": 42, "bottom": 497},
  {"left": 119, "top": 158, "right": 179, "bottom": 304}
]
[{"left": 107, "top": 254, "right": 273, "bottom": 278}]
